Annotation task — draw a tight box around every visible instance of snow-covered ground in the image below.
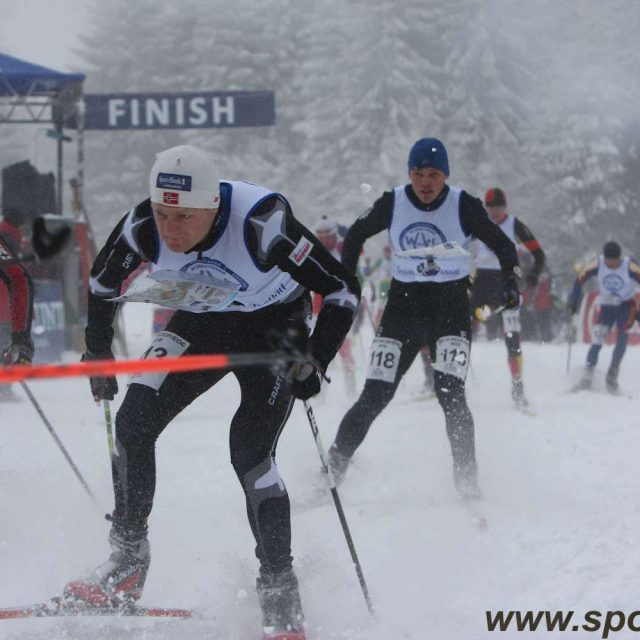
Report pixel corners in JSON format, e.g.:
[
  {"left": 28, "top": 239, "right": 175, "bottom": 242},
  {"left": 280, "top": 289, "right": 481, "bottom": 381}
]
[{"left": 2, "top": 303, "right": 640, "bottom": 640}]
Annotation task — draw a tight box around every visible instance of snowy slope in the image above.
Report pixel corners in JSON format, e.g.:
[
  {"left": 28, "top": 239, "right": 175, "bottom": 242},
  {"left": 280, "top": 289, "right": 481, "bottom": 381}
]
[{"left": 1, "top": 303, "right": 639, "bottom": 640}]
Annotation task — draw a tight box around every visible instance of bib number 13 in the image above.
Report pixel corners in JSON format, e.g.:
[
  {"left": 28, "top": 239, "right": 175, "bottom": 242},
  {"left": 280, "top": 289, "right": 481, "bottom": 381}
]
[
  {"left": 367, "top": 337, "right": 402, "bottom": 383},
  {"left": 433, "top": 335, "right": 470, "bottom": 380}
]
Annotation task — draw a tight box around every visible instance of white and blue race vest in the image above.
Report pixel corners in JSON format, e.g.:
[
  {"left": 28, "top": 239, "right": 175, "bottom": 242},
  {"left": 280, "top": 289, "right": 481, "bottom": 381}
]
[
  {"left": 389, "top": 186, "right": 471, "bottom": 283},
  {"left": 597, "top": 256, "right": 635, "bottom": 305},
  {"left": 473, "top": 215, "right": 516, "bottom": 271},
  {"left": 119, "top": 181, "right": 300, "bottom": 313}
]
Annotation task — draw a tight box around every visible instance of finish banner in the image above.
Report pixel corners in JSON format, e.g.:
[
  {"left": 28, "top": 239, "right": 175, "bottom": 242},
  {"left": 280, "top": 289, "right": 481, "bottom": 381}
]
[{"left": 68, "top": 91, "right": 275, "bottom": 130}]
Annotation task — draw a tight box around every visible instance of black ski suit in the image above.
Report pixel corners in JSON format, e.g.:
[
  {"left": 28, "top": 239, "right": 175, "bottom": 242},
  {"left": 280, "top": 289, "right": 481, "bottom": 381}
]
[
  {"left": 86, "top": 184, "right": 360, "bottom": 572},
  {"left": 332, "top": 184, "right": 518, "bottom": 484}
]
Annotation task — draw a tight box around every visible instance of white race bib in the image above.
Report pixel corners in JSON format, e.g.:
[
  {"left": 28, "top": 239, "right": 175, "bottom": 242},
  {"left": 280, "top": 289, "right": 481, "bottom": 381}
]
[
  {"left": 592, "top": 323, "right": 610, "bottom": 345},
  {"left": 366, "top": 337, "right": 402, "bottom": 383},
  {"left": 130, "top": 331, "right": 191, "bottom": 391},
  {"left": 432, "top": 335, "right": 470, "bottom": 380},
  {"left": 502, "top": 308, "right": 521, "bottom": 333}
]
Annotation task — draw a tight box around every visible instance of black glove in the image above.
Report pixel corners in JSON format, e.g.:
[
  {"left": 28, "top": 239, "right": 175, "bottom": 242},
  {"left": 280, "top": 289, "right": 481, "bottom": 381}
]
[
  {"left": 82, "top": 349, "right": 118, "bottom": 401},
  {"left": 2, "top": 333, "right": 34, "bottom": 365},
  {"left": 287, "top": 361, "right": 322, "bottom": 400},
  {"left": 502, "top": 272, "right": 521, "bottom": 310},
  {"left": 526, "top": 272, "right": 539, "bottom": 288}
]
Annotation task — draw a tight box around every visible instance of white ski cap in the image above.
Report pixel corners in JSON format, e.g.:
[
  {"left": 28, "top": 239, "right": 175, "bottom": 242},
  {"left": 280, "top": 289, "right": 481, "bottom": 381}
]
[
  {"left": 149, "top": 145, "right": 220, "bottom": 209},
  {"left": 314, "top": 215, "right": 338, "bottom": 234}
]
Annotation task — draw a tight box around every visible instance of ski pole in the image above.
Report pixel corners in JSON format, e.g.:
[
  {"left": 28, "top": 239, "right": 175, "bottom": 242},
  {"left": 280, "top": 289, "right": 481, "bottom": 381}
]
[
  {"left": 303, "top": 400, "right": 375, "bottom": 617},
  {"left": 20, "top": 381, "right": 100, "bottom": 509},
  {"left": 566, "top": 312, "right": 575, "bottom": 374},
  {"left": 103, "top": 399, "right": 114, "bottom": 458},
  {"left": 0, "top": 350, "right": 306, "bottom": 385}
]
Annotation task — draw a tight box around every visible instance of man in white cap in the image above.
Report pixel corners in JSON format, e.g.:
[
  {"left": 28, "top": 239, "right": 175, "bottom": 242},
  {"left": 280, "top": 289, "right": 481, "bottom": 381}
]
[
  {"left": 327, "top": 137, "right": 519, "bottom": 500},
  {"left": 63, "top": 145, "right": 361, "bottom": 639}
]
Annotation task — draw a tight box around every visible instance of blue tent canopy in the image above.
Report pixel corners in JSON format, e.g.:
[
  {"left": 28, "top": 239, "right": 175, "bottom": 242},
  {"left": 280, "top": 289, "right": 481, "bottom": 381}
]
[{"left": 0, "top": 52, "right": 85, "bottom": 96}]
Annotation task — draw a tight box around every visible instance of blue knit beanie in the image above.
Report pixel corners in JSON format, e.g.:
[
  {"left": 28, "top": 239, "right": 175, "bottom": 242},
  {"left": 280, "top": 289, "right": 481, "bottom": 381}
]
[{"left": 407, "top": 138, "right": 449, "bottom": 175}]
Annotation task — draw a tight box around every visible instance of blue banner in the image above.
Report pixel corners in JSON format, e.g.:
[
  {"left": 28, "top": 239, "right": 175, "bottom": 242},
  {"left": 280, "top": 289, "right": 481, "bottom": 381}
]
[{"left": 68, "top": 91, "right": 275, "bottom": 130}]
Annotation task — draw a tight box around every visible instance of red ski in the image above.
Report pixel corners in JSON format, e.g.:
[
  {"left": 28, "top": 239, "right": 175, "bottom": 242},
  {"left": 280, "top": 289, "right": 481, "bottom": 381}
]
[
  {"left": 263, "top": 633, "right": 306, "bottom": 640},
  {"left": 0, "top": 596, "right": 192, "bottom": 620}
]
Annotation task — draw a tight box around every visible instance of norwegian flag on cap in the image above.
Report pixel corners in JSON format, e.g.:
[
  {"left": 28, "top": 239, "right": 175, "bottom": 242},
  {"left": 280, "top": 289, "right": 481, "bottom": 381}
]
[{"left": 163, "top": 192, "right": 180, "bottom": 205}]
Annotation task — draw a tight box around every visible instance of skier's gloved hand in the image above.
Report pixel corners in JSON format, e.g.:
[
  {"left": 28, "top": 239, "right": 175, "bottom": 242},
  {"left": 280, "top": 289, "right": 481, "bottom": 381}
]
[
  {"left": 567, "top": 300, "right": 579, "bottom": 315},
  {"left": 82, "top": 349, "right": 118, "bottom": 402},
  {"left": 502, "top": 272, "right": 521, "bottom": 310},
  {"left": 2, "top": 332, "right": 34, "bottom": 365},
  {"left": 287, "top": 361, "right": 322, "bottom": 400}
]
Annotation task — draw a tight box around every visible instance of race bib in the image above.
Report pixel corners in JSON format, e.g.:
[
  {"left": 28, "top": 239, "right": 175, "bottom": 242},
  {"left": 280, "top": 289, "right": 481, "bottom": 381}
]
[
  {"left": 130, "top": 331, "right": 191, "bottom": 391},
  {"left": 432, "top": 335, "right": 470, "bottom": 380},
  {"left": 502, "top": 308, "right": 521, "bottom": 333},
  {"left": 367, "top": 337, "right": 402, "bottom": 383},
  {"left": 592, "top": 323, "right": 610, "bottom": 345}
]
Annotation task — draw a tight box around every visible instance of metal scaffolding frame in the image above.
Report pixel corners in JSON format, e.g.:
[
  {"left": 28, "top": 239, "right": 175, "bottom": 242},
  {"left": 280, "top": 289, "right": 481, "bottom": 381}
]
[{"left": 0, "top": 53, "right": 85, "bottom": 215}]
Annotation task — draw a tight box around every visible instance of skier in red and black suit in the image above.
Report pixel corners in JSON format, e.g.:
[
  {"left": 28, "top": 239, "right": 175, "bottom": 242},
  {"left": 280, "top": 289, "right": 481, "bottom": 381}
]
[
  {"left": 469, "top": 187, "right": 546, "bottom": 411},
  {"left": 63, "top": 145, "right": 360, "bottom": 640},
  {"left": 0, "top": 212, "right": 35, "bottom": 399},
  {"left": 327, "top": 138, "right": 519, "bottom": 500}
]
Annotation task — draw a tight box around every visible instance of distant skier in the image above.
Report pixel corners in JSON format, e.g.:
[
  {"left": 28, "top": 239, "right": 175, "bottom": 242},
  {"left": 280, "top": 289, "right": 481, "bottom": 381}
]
[
  {"left": 469, "top": 187, "right": 546, "bottom": 411},
  {"left": 327, "top": 137, "right": 519, "bottom": 500},
  {"left": 311, "top": 215, "right": 358, "bottom": 396},
  {"left": 62, "top": 145, "right": 360, "bottom": 640},
  {"left": 568, "top": 240, "right": 640, "bottom": 393}
]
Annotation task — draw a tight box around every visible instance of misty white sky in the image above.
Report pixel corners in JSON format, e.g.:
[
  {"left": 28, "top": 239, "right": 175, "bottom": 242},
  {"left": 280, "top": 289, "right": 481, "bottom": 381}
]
[{"left": 0, "top": 0, "right": 87, "bottom": 71}]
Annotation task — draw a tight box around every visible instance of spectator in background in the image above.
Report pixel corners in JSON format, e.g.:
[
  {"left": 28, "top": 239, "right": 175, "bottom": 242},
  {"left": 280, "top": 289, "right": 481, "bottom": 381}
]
[
  {"left": 568, "top": 240, "right": 640, "bottom": 393},
  {"left": 521, "top": 265, "right": 554, "bottom": 342},
  {"left": 0, "top": 210, "right": 34, "bottom": 400},
  {"left": 469, "top": 188, "right": 545, "bottom": 411}
]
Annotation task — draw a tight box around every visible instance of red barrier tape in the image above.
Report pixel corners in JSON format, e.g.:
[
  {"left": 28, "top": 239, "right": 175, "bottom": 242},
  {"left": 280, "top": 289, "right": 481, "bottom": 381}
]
[{"left": 0, "top": 352, "right": 293, "bottom": 384}]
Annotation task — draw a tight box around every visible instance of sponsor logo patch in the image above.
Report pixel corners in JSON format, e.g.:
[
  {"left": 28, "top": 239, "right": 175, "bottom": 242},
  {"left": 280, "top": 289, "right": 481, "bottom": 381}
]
[
  {"left": 289, "top": 237, "right": 313, "bottom": 266},
  {"left": 163, "top": 191, "right": 180, "bottom": 205},
  {"left": 156, "top": 172, "right": 192, "bottom": 191}
]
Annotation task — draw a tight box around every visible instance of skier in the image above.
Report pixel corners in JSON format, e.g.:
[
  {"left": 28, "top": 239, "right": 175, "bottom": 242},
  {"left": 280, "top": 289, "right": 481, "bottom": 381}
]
[
  {"left": 568, "top": 240, "right": 640, "bottom": 393},
  {"left": 62, "top": 145, "right": 361, "bottom": 639},
  {"left": 469, "top": 187, "right": 546, "bottom": 411},
  {"left": 327, "top": 138, "right": 519, "bottom": 499}
]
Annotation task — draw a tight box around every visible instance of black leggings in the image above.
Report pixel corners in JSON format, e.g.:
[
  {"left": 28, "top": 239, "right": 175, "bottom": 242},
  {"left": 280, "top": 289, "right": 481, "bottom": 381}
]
[
  {"left": 334, "top": 279, "right": 476, "bottom": 474},
  {"left": 113, "top": 299, "right": 306, "bottom": 572}
]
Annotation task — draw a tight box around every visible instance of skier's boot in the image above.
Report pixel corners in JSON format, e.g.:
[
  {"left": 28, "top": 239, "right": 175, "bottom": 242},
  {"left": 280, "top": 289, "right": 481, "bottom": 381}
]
[
  {"left": 63, "top": 523, "right": 150, "bottom": 608},
  {"left": 574, "top": 366, "right": 594, "bottom": 391},
  {"left": 327, "top": 444, "right": 351, "bottom": 486},
  {"left": 511, "top": 378, "right": 530, "bottom": 411},
  {"left": 606, "top": 367, "right": 619, "bottom": 394},
  {"left": 454, "top": 461, "right": 482, "bottom": 501},
  {"left": 257, "top": 566, "right": 306, "bottom": 640}
]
